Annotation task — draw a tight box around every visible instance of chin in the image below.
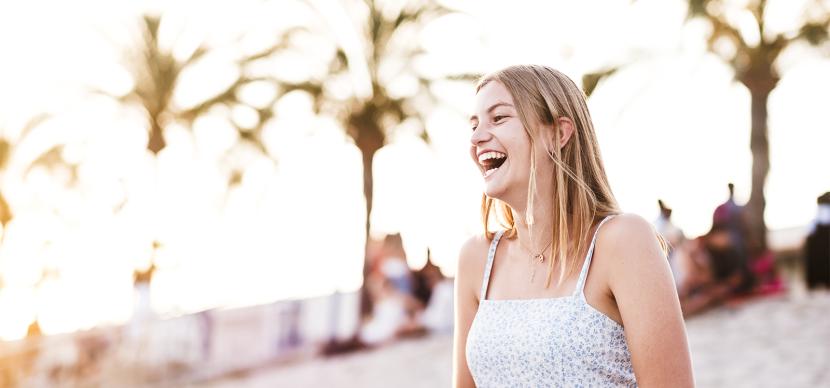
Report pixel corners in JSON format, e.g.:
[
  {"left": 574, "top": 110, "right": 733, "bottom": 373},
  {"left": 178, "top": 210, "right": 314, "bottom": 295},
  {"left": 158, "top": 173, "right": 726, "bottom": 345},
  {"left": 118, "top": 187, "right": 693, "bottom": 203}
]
[
  {"left": 484, "top": 187, "right": 503, "bottom": 201},
  {"left": 483, "top": 176, "right": 525, "bottom": 210},
  {"left": 483, "top": 181, "right": 510, "bottom": 203}
]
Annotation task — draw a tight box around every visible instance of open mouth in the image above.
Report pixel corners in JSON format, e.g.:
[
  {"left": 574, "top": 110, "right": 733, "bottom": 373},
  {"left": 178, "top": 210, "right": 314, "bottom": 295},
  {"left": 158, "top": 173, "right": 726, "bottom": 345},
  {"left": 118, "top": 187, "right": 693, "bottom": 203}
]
[{"left": 478, "top": 151, "right": 507, "bottom": 178}]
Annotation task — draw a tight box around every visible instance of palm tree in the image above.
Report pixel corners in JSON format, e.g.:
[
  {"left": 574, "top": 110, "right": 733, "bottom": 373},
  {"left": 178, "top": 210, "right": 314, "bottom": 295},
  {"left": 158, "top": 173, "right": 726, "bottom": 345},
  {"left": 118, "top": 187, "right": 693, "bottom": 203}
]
[
  {"left": 91, "top": 11, "right": 301, "bottom": 301},
  {"left": 0, "top": 116, "right": 75, "bottom": 348},
  {"left": 281, "top": 0, "right": 462, "bottom": 318},
  {"left": 686, "top": 0, "right": 830, "bottom": 252},
  {"left": 102, "top": 13, "right": 297, "bottom": 176},
  {"left": 0, "top": 115, "right": 66, "bottom": 242}
]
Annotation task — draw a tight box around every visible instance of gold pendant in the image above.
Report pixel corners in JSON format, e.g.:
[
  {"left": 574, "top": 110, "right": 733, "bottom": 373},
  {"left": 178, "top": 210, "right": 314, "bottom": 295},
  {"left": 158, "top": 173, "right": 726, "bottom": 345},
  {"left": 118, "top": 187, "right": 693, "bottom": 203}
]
[{"left": 530, "top": 254, "right": 544, "bottom": 283}]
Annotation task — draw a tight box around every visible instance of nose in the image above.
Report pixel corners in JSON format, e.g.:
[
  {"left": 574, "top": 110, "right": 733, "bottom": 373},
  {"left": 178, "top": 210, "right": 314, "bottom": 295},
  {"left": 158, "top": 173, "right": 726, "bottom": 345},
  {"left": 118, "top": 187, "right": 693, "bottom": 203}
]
[{"left": 470, "top": 123, "right": 491, "bottom": 147}]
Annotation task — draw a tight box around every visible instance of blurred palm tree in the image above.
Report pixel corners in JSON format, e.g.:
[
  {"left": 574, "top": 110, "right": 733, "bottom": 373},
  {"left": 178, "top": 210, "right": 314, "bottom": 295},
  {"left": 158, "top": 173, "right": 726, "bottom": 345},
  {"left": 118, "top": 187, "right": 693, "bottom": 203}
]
[
  {"left": 91, "top": 12, "right": 302, "bottom": 291},
  {"left": 0, "top": 114, "right": 77, "bottom": 297},
  {"left": 1, "top": 116, "right": 44, "bottom": 231},
  {"left": 281, "top": 0, "right": 465, "bottom": 318},
  {"left": 0, "top": 115, "right": 72, "bottom": 236},
  {"left": 686, "top": 0, "right": 830, "bottom": 252},
  {"left": 102, "top": 14, "right": 296, "bottom": 182},
  {"left": 584, "top": 1, "right": 830, "bottom": 253}
]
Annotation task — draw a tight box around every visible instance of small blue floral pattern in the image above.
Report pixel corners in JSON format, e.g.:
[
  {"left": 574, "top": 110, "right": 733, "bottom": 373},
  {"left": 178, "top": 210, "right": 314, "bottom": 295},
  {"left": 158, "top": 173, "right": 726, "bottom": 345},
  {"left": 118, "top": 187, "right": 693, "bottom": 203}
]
[{"left": 466, "top": 216, "right": 637, "bottom": 387}]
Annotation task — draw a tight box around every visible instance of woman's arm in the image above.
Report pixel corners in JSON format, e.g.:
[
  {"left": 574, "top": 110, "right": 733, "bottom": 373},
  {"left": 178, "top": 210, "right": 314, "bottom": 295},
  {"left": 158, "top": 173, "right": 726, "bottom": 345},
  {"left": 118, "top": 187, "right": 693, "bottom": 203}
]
[
  {"left": 453, "top": 236, "right": 487, "bottom": 388},
  {"left": 604, "top": 214, "right": 695, "bottom": 387}
]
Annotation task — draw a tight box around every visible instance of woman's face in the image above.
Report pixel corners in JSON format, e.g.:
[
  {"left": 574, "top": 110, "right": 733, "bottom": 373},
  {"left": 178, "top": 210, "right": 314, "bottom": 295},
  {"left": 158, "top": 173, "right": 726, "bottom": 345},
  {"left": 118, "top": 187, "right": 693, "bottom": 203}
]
[{"left": 469, "top": 81, "right": 534, "bottom": 205}]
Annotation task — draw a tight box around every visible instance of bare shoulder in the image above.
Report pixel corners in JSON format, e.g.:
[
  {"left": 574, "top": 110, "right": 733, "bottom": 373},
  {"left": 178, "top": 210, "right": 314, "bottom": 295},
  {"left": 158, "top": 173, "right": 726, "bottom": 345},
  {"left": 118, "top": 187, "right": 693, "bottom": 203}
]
[
  {"left": 456, "top": 234, "right": 492, "bottom": 301},
  {"left": 598, "top": 214, "right": 666, "bottom": 271},
  {"left": 598, "top": 214, "right": 693, "bottom": 386},
  {"left": 600, "top": 213, "right": 659, "bottom": 243}
]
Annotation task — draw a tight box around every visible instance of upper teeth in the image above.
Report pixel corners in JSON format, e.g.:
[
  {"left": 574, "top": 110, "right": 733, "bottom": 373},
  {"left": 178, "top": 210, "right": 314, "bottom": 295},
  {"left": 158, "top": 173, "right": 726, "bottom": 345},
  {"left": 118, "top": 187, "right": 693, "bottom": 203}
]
[{"left": 478, "top": 151, "right": 506, "bottom": 164}]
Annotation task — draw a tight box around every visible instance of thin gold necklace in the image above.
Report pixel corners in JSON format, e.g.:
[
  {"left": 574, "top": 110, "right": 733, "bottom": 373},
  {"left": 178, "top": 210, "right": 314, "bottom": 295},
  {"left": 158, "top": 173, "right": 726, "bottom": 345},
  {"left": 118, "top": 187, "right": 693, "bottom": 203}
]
[{"left": 517, "top": 237, "right": 552, "bottom": 283}]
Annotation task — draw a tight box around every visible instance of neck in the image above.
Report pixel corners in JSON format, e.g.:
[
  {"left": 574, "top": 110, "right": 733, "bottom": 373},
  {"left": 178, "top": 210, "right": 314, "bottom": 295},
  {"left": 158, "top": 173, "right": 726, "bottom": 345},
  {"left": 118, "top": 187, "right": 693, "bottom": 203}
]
[{"left": 513, "top": 202, "right": 554, "bottom": 252}]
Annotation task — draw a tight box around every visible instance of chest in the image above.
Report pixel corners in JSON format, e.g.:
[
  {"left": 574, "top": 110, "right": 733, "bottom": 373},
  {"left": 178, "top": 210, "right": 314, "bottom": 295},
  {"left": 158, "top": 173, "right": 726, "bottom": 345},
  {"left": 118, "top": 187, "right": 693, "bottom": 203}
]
[{"left": 465, "top": 298, "right": 634, "bottom": 386}]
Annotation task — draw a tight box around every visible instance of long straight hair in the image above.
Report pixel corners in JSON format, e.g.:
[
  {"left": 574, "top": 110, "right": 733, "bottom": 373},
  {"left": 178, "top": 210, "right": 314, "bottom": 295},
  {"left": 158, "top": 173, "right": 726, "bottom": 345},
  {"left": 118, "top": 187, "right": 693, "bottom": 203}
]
[{"left": 477, "top": 65, "right": 624, "bottom": 288}]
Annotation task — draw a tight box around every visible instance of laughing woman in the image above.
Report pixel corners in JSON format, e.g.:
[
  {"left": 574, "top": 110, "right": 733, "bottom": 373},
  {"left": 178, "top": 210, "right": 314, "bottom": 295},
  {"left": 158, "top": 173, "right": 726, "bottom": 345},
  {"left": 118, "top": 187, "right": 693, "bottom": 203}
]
[{"left": 453, "top": 65, "right": 694, "bottom": 387}]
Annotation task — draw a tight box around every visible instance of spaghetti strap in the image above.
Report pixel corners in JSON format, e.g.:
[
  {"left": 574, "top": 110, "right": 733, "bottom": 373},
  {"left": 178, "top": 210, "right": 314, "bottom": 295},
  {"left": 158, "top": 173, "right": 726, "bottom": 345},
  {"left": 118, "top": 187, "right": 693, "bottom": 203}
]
[
  {"left": 573, "top": 215, "right": 616, "bottom": 298},
  {"left": 479, "top": 230, "right": 505, "bottom": 301}
]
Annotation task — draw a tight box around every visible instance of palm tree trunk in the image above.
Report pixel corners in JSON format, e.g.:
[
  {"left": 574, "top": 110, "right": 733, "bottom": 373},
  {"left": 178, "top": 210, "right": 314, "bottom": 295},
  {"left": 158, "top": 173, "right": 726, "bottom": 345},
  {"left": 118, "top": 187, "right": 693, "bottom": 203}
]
[
  {"left": 354, "top": 123, "right": 384, "bottom": 320},
  {"left": 148, "top": 119, "right": 166, "bottom": 155},
  {"left": 745, "top": 86, "right": 772, "bottom": 254},
  {"left": 738, "top": 46, "right": 778, "bottom": 256},
  {"left": 359, "top": 148, "right": 376, "bottom": 319}
]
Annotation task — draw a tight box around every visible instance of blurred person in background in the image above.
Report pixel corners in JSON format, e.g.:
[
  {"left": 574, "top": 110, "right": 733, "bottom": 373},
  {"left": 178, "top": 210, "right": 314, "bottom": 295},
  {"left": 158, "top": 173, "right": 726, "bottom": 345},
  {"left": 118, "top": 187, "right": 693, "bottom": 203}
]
[
  {"left": 323, "top": 235, "right": 425, "bottom": 354},
  {"left": 805, "top": 192, "right": 830, "bottom": 290},
  {"left": 711, "top": 183, "right": 754, "bottom": 291},
  {"left": 413, "top": 251, "right": 455, "bottom": 334},
  {"left": 675, "top": 233, "right": 746, "bottom": 316},
  {"left": 674, "top": 194, "right": 785, "bottom": 317},
  {"left": 358, "top": 271, "right": 425, "bottom": 346},
  {"left": 380, "top": 233, "right": 414, "bottom": 295},
  {"left": 711, "top": 183, "right": 784, "bottom": 296},
  {"left": 676, "top": 196, "right": 751, "bottom": 318},
  {"left": 654, "top": 199, "right": 686, "bottom": 286},
  {"left": 413, "top": 250, "right": 439, "bottom": 306},
  {"left": 712, "top": 183, "right": 744, "bottom": 247},
  {"left": 353, "top": 233, "right": 425, "bottom": 347},
  {"left": 454, "top": 65, "right": 693, "bottom": 387},
  {"left": 129, "top": 261, "right": 156, "bottom": 339}
]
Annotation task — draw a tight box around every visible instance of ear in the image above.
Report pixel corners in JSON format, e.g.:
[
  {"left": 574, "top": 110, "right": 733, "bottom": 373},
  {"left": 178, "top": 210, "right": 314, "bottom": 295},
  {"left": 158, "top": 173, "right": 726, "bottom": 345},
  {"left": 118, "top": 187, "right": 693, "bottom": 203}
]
[{"left": 551, "top": 117, "right": 575, "bottom": 150}]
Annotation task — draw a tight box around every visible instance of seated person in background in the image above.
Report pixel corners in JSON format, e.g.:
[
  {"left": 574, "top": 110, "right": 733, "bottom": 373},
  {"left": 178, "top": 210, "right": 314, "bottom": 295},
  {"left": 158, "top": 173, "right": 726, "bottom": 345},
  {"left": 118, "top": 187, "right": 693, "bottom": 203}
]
[
  {"left": 413, "top": 257, "right": 455, "bottom": 334},
  {"left": 675, "top": 231, "right": 748, "bottom": 317},
  {"left": 359, "top": 272, "right": 425, "bottom": 346}
]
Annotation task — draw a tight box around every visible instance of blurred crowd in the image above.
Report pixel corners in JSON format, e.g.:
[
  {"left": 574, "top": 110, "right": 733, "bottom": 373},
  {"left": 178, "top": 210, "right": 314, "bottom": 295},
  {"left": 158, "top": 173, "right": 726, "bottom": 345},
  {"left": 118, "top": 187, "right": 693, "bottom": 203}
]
[
  {"left": 656, "top": 184, "right": 830, "bottom": 317},
  {"left": 324, "top": 183, "right": 830, "bottom": 354},
  {"left": 323, "top": 234, "right": 454, "bottom": 355},
  {"left": 359, "top": 234, "right": 453, "bottom": 345},
  {"left": 657, "top": 184, "right": 781, "bottom": 317}
]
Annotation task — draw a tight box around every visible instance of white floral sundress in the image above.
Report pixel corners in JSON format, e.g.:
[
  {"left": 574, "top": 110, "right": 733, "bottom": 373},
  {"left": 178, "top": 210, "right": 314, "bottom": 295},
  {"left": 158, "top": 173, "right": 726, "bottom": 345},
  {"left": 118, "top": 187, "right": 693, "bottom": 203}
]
[{"left": 465, "top": 215, "right": 637, "bottom": 387}]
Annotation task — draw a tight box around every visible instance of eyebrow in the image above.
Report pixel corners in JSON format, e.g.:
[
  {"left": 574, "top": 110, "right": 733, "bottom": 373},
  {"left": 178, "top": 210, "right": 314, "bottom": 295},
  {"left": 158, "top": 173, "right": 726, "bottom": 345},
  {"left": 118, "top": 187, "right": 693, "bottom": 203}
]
[{"left": 469, "top": 102, "right": 514, "bottom": 122}]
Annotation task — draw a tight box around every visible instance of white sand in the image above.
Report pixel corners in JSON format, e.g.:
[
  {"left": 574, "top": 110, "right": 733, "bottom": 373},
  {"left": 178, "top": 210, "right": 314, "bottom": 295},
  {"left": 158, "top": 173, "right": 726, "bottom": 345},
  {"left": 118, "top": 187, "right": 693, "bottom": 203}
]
[{"left": 194, "top": 291, "right": 830, "bottom": 388}]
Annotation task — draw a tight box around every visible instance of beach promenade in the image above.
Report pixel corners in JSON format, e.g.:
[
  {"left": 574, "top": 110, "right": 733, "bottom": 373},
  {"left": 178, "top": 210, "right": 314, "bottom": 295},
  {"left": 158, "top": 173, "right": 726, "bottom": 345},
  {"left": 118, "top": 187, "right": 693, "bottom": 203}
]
[{"left": 196, "top": 291, "right": 830, "bottom": 388}]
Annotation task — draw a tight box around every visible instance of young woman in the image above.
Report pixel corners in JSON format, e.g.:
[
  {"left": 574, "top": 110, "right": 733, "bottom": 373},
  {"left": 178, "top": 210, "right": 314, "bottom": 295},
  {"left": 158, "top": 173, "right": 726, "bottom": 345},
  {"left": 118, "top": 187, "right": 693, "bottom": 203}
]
[{"left": 453, "top": 65, "right": 694, "bottom": 387}]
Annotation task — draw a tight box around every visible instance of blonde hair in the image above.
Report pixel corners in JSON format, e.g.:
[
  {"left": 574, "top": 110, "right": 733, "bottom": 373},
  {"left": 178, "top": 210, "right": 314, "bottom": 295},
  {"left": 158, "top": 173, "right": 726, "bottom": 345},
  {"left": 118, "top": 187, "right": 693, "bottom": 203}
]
[{"left": 477, "top": 65, "right": 623, "bottom": 288}]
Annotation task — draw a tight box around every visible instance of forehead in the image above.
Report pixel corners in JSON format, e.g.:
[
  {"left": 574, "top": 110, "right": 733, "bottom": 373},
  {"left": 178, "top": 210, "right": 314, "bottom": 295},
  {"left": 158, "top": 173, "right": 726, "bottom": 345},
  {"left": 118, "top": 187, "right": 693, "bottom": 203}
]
[{"left": 472, "top": 81, "right": 514, "bottom": 115}]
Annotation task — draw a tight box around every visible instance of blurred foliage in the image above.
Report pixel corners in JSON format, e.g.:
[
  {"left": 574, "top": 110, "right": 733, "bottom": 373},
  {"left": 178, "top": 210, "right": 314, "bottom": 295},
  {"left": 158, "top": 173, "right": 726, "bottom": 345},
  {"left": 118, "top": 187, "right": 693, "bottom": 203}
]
[
  {"left": 582, "top": 67, "right": 619, "bottom": 97},
  {"left": 100, "top": 14, "right": 302, "bottom": 187},
  {"left": 0, "top": 114, "right": 74, "bottom": 295},
  {"left": 0, "top": 114, "right": 59, "bottom": 229}
]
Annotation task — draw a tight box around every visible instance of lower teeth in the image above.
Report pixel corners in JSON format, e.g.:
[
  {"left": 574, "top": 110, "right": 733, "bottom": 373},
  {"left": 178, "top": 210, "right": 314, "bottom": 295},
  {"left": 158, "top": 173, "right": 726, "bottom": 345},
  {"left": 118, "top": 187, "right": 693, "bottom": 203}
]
[{"left": 485, "top": 167, "right": 499, "bottom": 177}]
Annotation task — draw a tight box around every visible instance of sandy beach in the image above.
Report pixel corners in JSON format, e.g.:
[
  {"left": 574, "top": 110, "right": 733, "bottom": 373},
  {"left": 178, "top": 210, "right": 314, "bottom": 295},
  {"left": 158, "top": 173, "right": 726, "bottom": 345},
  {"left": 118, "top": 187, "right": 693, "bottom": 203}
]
[{"left": 195, "top": 291, "right": 830, "bottom": 388}]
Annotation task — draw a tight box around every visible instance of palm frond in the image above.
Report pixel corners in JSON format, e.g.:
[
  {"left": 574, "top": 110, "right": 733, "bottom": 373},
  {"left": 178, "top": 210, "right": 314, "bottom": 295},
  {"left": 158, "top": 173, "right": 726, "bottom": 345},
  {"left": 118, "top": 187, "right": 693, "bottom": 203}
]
[
  {"left": 0, "top": 114, "right": 51, "bottom": 170},
  {"left": 0, "top": 139, "right": 9, "bottom": 171},
  {"left": 798, "top": 18, "right": 830, "bottom": 45},
  {"left": 0, "top": 191, "right": 11, "bottom": 227},
  {"left": 582, "top": 68, "right": 619, "bottom": 97}
]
